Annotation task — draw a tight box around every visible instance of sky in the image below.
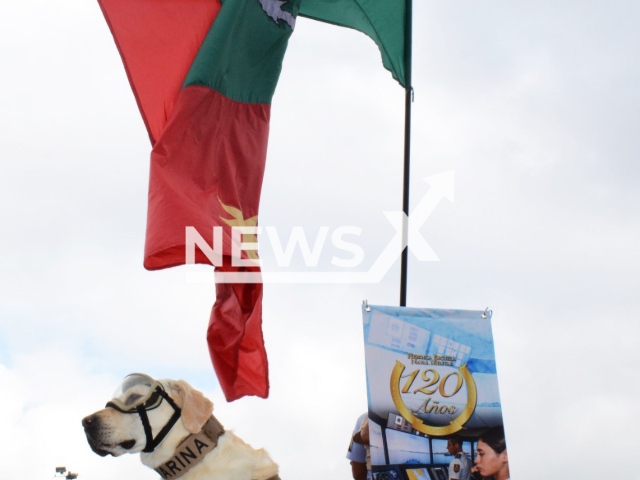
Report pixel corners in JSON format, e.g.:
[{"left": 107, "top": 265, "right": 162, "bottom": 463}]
[{"left": 1, "top": 0, "right": 639, "bottom": 479}]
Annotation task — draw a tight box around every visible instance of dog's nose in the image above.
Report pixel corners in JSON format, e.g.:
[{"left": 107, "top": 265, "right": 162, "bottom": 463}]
[{"left": 82, "top": 414, "right": 99, "bottom": 430}]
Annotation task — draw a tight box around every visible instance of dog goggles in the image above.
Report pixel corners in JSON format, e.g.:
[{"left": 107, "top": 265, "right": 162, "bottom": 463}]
[
  {"left": 105, "top": 373, "right": 182, "bottom": 453},
  {"left": 106, "top": 373, "right": 166, "bottom": 413}
]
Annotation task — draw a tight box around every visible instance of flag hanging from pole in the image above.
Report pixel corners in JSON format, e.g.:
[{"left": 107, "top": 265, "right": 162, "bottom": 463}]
[
  {"left": 97, "top": 0, "right": 407, "bottom": 402},
  {"left": 99, "top": 0, "right": 300, "bottom": 401},
  {"left": 299, "top": 0, "right": 408, "bottom": 87}
]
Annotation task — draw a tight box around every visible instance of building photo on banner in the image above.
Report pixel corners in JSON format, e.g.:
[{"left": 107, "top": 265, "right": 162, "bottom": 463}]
[{"left": 1, "top": 1, "right": 639, "bottom": 480}]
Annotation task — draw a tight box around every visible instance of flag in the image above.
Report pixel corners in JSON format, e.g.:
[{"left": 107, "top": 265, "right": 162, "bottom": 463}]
[
  {"left": 97, "top": 0, "right": 407, "bottom": 402},
  {"left": 98, "top": 0, "right": 300, "bottom": 401},
  {"left": 299, "top": 0, "right": 408, "bottom": 87}
]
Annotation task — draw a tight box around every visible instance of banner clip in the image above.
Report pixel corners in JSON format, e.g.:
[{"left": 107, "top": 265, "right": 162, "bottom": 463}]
[
  {"left": 363, "top": 300, "right": 371, "bottom": 312},
  {"left": 482, "top": 307, "right": 493, "bottom": 319}
]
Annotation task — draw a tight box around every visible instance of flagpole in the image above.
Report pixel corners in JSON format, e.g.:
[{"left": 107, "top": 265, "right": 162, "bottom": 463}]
[
  {"left": 385, "top": 3, "right": 413, "bottom": 464},
  {"left": 399, "top": 0, "right": 413, "bottom": 307}
]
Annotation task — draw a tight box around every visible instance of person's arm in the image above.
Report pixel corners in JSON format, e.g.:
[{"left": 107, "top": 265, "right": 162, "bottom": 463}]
[
  {"left": 449, "top": 459, "right": 461, "bottom": 480},
  {"left": 353, "top": 417, "right": 370, "bottom": 444},
  {"left": 348, "top": 414, "right": 369, "bottom": 480},
  {"left": 360, "top": 420, "right": 369, "bottom": 444},
  {"left": 351, "top": 461, "right": 368, "bottom": 480}
]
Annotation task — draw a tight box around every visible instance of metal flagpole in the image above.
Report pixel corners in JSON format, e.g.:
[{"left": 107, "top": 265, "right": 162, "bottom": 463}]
[
  {"left": 383, "top": 0, "right": 413, "bottom": 467},
  {"left": 399, "top": 0, "right": 413, "bottom": 307}
]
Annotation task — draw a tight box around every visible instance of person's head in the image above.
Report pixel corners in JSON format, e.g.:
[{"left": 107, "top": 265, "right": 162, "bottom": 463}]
[
  {"left": 474, "top": 427, "right": 508, "bottom": 479},
  {"left": 447, "top": 435, "right": 463, "bottom": 455}
]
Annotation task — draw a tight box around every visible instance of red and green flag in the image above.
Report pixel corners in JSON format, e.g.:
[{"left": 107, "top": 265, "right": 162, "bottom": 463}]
[
  {"left": 299, "top": 0, "right": 408, "bottom": 87},
  {"left": 98, "top": 0, "right": 408, "bottom": 402}
]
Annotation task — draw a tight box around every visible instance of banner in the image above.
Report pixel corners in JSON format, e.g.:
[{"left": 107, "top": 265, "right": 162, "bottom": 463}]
[{"left": 362, "top": 305, "right": 509, "bottom": 480}]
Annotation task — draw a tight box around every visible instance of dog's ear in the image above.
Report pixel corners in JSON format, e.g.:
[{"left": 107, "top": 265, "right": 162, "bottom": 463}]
[{"left": 168, "top": 380, "right": 214, "bottom": 434}]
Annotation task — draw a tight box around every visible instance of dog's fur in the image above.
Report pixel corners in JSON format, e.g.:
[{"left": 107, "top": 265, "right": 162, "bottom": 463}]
[{"left": 82, "top": 379, "right": 278, "bottom": 480}]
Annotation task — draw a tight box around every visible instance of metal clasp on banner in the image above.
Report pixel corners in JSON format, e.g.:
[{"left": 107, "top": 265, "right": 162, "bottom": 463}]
[
  {"left": 482, "top": 307, "right": 493, "bottom": 319},
  {"left": 363, "top": 300, "right": 371, "bottom": 312}
]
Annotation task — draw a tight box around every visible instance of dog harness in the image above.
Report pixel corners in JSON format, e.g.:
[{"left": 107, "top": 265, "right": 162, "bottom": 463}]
[
  {"left": 105, "top": 373, "right": 182, "bottom": 453},
  {"left": 154, "top": 415, "right": 225, "bottom": 480}
]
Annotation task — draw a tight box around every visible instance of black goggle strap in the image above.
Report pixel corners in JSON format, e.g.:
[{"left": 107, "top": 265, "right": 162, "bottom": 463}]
[
  {"left": 140, "top": 388, "right": 182, "bottom": 453},
  {"left": 105, "top": 401, "right": 130, "bottom": 413},
  {"left": 137, "top": 404, "right": 154, "bottom": 452}
]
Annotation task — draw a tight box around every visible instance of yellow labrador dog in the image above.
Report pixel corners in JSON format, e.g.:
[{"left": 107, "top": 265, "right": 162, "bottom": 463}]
[{"left": 82, "top": 374, "right": 279, "bottom": 480}]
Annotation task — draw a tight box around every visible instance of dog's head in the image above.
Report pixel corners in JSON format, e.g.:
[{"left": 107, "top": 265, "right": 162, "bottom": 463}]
[{"left": 82, "top": 374, "right": 213, "bottom": 457}]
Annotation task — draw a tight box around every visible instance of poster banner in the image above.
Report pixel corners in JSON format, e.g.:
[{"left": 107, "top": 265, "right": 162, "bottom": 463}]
[{"left": 362, "top": 305, "right": 508, "bottom": 480}]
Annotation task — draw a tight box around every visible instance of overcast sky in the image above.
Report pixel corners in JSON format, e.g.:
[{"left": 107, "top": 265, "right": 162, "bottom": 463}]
[{"left": 1, "top": 1, "right": 639, "bottom": 479}]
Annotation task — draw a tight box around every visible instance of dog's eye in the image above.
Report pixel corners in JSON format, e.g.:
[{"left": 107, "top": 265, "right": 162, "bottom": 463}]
[{"left": 125, "top": 393, "right": 143, "bottom": 406}]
